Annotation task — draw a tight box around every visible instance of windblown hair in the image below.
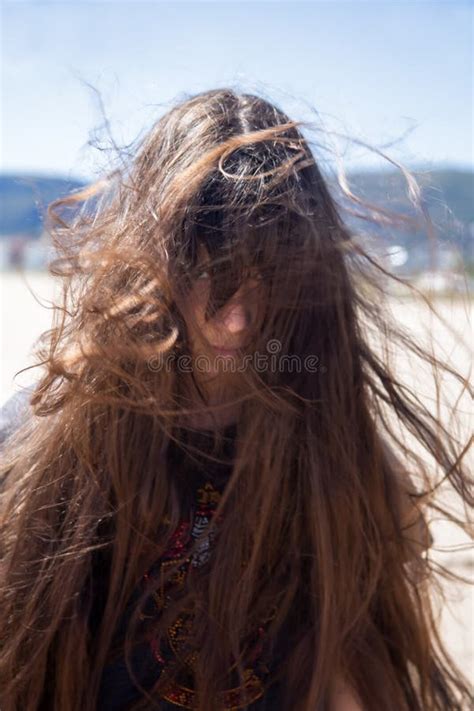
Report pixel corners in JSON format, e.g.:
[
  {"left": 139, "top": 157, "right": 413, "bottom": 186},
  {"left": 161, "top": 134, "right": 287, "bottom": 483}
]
[{"left": 0, "top": 88, "right": 472, "bottom": 711}]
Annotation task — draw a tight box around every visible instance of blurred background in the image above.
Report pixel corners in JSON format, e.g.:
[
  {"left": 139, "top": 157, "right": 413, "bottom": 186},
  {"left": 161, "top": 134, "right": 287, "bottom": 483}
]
[
  {"left": 1, "top": 0, "right": 472, "bottom": 683},
  {"left": 1, "top": 1, "right": 472, "bottom": 279}
]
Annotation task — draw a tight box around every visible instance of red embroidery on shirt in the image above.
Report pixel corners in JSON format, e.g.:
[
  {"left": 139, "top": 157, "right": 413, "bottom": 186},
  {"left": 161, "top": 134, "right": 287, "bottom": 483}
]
[{"left": 141, "top": 480, "right": 276, "bottom": 709}]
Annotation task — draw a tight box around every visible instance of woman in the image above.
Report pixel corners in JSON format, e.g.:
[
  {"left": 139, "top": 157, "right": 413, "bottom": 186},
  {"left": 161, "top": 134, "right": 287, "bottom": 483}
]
[{"left": 0, "top": 88, "right": 471, "bottom": 711}]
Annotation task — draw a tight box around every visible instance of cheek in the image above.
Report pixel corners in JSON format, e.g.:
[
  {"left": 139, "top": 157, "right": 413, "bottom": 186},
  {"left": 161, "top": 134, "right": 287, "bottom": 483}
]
[{"left": 186, "top": 284, "right": 210, "bottom": 332}]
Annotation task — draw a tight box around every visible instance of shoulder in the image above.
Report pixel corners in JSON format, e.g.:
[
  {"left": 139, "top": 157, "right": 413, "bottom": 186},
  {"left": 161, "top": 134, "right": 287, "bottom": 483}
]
[
  {"left": 329, "top": 677, "right": 365, "bottom": 711},
  {"left": 378, "top": 434, "right": 433, "bottom": 557},
  {"left": 0, "top": 384, "right": 36, "bottom": 448}
]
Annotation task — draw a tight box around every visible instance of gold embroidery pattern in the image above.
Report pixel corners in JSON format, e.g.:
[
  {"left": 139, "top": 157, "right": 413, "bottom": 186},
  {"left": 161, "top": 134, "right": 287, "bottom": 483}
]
[{"left": 143, "top": 480, "right": 276, "bottom": 709}]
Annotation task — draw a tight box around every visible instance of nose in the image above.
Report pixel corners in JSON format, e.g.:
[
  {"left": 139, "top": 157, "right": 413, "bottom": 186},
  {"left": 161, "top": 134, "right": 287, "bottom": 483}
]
[{"left": 218, "top": 303, "right": 249, "bottom": 333}]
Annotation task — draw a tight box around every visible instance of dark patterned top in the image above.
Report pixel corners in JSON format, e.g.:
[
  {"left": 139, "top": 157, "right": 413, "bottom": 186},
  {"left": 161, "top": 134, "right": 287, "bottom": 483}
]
[
  {"left": 95, "top": 426, "right": 288, "bottom": 711},
  {"left": 0, "top": 390, "right": 289, "bottom": 710}
]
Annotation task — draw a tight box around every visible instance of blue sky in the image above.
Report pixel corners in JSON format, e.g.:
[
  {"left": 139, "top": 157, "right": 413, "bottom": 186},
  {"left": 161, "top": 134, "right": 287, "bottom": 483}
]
[{"left": 1, "top": 1, "right": 472, "bottom": 180}]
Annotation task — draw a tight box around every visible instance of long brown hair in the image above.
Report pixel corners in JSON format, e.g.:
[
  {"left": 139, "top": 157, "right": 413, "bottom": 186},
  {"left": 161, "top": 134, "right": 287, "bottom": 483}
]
[{"left": 0, "top": 88, "right": 472, "bottom": 710}]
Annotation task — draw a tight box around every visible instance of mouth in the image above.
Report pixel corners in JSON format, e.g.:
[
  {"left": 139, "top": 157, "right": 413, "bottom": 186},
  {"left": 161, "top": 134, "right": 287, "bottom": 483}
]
[{"left": 211, "top": 344, "right": 242, "bottom": 356}]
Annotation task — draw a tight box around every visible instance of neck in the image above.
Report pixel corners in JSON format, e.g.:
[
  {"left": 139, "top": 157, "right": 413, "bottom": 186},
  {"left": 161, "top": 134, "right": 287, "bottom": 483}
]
[{"left": 182, "top": 376, "right": 242, "bottom": 431}]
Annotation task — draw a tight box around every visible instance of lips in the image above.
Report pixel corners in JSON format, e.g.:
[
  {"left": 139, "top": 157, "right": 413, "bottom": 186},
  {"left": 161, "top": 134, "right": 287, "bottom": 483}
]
[{"left": 212, "top": 345, "right": 240, "bottom": 355}]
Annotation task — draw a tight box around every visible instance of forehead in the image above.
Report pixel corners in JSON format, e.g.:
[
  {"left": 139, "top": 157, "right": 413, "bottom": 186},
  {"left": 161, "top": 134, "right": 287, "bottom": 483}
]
[
  {"left": 196, "top": 242, "right": 211, "bottom": 263},
  {"left": 194, "top": 252, "right": 263, "bottom": 299},
  {"left": 194, "top": 241, "right": 262, "bottom": 278},
  {"left": 190, "top": 240, "right": 265, "bottom": 313}
]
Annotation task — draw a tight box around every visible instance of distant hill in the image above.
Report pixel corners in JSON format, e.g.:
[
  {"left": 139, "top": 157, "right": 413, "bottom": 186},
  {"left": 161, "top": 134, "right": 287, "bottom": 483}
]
[
  {"left": 344, "top": 167, "right": 472, "bottom": 248},
  {"left": 345, "top": 168, "right": 474, "bottom": 225},
  {"left": 0, "top": 174, "right": 85, "bottom": 237},
  {"left": 0, "top": 169, "right": 472, "bottom": 269}
]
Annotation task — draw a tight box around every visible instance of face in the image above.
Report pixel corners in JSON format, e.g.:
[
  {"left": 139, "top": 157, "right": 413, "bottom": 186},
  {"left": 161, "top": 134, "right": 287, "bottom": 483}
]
[{"left": 182, "top": 245, "right": 265, "bottom": 378}]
